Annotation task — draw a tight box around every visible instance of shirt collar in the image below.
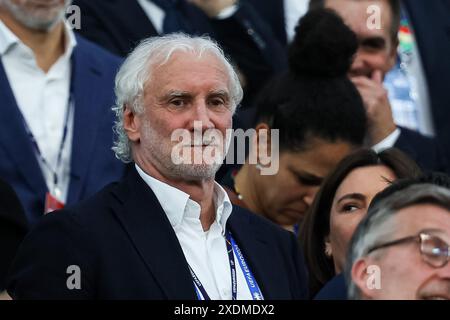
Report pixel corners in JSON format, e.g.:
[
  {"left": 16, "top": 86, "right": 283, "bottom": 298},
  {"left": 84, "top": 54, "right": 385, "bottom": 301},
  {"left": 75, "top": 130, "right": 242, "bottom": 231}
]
[
  {"left": 0, "top": 20, "right": 19, "bottom": 55},
  {"left": 215, "top": 181, "right": 233, "bottom": 234},
  {"left": 135, "top": 164, "right": 233, "bottom": 233},
  {"left": 0, "top": 20, "right": 77, "bottom": 58},
  {"left": 63, "top": 22, "right": 77, "bottom": 59}
]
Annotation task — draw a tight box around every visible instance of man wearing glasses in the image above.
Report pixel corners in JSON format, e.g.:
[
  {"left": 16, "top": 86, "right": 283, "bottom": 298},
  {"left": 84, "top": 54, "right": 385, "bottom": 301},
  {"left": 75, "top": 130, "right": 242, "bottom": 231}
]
[{"left": 347, "top": 183, "right": 450, "bottom": 300}]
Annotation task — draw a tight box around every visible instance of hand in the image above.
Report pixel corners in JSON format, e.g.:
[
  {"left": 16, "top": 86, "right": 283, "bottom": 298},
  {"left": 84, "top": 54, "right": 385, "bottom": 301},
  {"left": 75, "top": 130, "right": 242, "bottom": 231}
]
[
  {"left": 350, "top": 70, "right": 397, "bottom": 145},
  {"left": 187, "top": 0, "right": 238, "bottom": 18}
]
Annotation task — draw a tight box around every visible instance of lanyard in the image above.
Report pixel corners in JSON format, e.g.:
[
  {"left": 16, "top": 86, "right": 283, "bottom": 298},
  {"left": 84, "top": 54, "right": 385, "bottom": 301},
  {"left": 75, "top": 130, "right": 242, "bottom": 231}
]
[
  {"left": 398, "top": 6, "right": 414, "bottom": 68},
  {"left": 190, "top": 231, "right": 264, "bottom": 300},
  {"left": 228, "top": 232, "right": 264, "bottom": 300},
  {"left": 21, "top": 94, "right": 74, "bottom": 196}
]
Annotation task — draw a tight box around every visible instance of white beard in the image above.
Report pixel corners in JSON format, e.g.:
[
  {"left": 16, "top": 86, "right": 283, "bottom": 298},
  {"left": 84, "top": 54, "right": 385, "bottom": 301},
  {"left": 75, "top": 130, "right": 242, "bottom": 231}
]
[{"left": 141, "top": 121, "right": 229, "bottom": 181}]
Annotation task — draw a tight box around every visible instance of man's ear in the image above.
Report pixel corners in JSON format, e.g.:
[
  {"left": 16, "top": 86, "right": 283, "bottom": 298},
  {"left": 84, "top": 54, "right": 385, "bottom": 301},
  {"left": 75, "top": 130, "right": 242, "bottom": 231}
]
[
  {"left": 351, "top": 258, "right": 376, "bottom": 299},
  {"left": 123, "top": 105, "right": 141, "bottom": 142}
]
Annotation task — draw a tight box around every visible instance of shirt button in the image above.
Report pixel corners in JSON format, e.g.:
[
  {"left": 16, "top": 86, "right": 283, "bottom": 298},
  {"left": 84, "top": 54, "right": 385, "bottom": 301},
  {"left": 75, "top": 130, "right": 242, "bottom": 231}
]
[{"left": 222, "top": 288, "right": 230, "bottom": 297}]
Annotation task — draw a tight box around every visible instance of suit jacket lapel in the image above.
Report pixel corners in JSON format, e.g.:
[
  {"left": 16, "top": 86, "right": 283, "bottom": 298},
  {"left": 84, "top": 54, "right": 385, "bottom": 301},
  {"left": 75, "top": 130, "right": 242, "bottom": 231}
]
[
  {"left": 248, "top": 0, "right": 287, "bottom": 45},
  {"left": 66, "top": 42, "right": 103, "bottom": 204},
  {"left": 0, "top": 60, "right": 47, "bottom": 198},
  {"left": 112, "top": 0, "right": 159, "bottom": 40},
  {"left": 227, "top": 209, "right": 287, "bottom": 299},
  {"left": 272, "top": 0, "right": 287, "bottom": 45},
  {"left": 111, "top": 168, "right": 197, "bottom": 299}
]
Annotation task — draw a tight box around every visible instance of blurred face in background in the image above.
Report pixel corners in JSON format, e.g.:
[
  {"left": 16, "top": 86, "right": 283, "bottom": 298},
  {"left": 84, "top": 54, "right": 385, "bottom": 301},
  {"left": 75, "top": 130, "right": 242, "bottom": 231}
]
[
  {"left": 354, "top": 204, "right": 450, "bottom": 300},
  {"left": 254, "top": 137, "right": 354, "bottom": 229},
  {"left": 327, "top": 165, "right": 396, "bottom": 273},
  {"left": 0, "top": 0, "right": 70, "bottom": 31},
  {"left": 325, "top": 0, "right": 397, "bottom": 79}
]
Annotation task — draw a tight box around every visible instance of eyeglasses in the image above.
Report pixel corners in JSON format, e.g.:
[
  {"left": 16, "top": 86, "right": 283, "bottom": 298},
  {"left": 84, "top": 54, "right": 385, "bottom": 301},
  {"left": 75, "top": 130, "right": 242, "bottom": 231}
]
[{"left": 367, "top": 232, "right": 450, "bottom": 268}]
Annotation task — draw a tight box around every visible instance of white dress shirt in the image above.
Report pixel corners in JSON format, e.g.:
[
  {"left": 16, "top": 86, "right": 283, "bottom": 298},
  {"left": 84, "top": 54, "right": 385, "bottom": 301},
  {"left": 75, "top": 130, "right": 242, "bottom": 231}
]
[
  {"left": 372, "top": 127, "right": 401, "bottom": 153},
  {"left": 135, "top": 164, "right": 256, "bottom": 300},
  {"left": 137, "top": 0, "right": 165, "bottom": 34},
  {"left": 284, "top": 0, "right": 310, "bottom": 43},
  {"left": 0, "top": 21, "right": 77, "bottom": 202}
]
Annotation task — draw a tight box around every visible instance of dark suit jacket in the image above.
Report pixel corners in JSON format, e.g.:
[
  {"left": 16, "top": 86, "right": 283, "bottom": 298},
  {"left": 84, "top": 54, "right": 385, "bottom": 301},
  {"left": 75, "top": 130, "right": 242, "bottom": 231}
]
[
  {"left": 244, "top": 0, "right": 288, "bottom": 46},
  {"left": 403, "top": 0, "right": 450, "bottom": 156},
  {"left": 72, "top": 0, "right": 287, "bottom": 106},
  {"left": 7, "top": 167, "right": 309, "bottom": 299},
  {"left": 395, "top": 127, "right": 449, "bottom": 174},
  {"left": 314, "top": 273, "right": 347, "bottom": 300},
  {"left": 0, "top": 35, "right": 125, "bottom": 226},
  {"left": 0, "top": 178, "right": 28, "bottom": 291}
]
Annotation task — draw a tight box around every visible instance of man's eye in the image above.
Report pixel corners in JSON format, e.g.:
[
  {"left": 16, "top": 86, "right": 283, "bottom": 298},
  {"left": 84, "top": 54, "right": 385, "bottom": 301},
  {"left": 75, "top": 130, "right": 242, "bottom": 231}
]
[
  {"left": 170, "top": 99, "right": 185, "bottom": 107},
  {"left": 296, "top": 175, "right": 322, "bottom": 186},
  {"left": 360, "top": 38, "right": 386, "bottom": 51},
  {"left": 209, "top": 99, "right": 225, "bottom": 107}
]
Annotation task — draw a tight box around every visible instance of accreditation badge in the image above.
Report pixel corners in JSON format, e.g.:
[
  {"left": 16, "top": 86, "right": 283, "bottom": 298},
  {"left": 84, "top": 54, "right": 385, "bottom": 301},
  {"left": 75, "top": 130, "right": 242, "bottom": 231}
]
[{"left": 44, "top": 192, "right": 65, "bottom": 214}]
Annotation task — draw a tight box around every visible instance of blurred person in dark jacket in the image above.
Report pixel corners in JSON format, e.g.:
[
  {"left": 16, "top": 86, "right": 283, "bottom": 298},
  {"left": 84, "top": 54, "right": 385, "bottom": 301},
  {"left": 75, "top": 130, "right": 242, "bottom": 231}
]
[{"left": 0, "top": 178, "right": 28, "bottom": 298}]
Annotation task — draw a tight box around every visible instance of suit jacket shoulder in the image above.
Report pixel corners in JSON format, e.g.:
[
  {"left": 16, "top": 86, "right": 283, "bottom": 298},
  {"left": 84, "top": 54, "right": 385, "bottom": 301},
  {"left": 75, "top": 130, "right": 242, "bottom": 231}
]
[
  {"left": 314, "top": 273, "right": 347, "bottom": 300},
  {"left": 395, "top": 127, "right": 450, "bottom": 174},
  {"left": 75, "top": 35, "right": 123, "bottom": 66}
]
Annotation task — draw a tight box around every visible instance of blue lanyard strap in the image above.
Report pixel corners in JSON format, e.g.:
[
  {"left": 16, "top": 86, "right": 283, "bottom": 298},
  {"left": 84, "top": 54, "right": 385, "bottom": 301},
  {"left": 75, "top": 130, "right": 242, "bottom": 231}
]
[
  {"left": 227, "top": 232, "right": 264, "bottom": 300},
  {"left": 189, "top": 231, "right": 264, "bottom": 300},
  {"left": 225, "top": 232, "right": 238, "bottom": 300},
  {"left": 21, "top": 94, "right": 74, "bottom": 192},
  {"left": 189, "top": 264, "right": 211, "bottom": 300}
]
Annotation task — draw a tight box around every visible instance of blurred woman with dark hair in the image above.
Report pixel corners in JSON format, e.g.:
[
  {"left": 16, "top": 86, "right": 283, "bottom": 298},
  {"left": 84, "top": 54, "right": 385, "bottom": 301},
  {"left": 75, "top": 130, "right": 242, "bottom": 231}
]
[
  {"left": 300, "top": 148, "right": 421, "bottom": 298},
  {"left": 222, "top": 9, "right": 368, "bottom": 232}
]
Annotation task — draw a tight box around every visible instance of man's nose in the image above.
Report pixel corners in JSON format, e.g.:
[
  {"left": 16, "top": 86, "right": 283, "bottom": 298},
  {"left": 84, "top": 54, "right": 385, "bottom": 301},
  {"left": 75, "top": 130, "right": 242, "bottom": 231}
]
[
  {"left": 303, "top": 186, "right": 320, "bottom": 207},
  {"left": 189, "top": 101, "right": 214, "bottom": 131},
  {"left": 436, "top": 260, "right": 450, "bottom": 279},
  {"left": 350, "top": 49, "right": 366, "bottom": 74}
]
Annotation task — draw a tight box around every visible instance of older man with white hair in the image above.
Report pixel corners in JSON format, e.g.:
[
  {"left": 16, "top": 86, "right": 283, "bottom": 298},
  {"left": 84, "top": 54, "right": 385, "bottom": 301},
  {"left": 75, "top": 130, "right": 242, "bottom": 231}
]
[
  {"left": 0, "top": 0, "right": 125, "bottom": 225},
  {"left": 7, "top": 33, "right": 308, "bottom": 300}
]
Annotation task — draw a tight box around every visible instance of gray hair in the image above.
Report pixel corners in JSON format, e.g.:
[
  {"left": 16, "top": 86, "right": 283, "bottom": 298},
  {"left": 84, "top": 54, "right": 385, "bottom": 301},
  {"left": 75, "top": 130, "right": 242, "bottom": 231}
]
[
  {"left": 345, "top": 183, "right": 450, "bottom": 299},
  {"left": 112, "top": 33, "right": 243, "bottom": 163},
  {"left": 0, "top": 0, "right": 72, "bottom": 31}
]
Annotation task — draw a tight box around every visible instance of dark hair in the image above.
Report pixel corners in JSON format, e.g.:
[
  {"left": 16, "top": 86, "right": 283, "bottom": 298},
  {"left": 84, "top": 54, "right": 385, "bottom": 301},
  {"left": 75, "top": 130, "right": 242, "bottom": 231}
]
[
  {"left": 369, "top": 172, "right": 450, "bottom": 211},
  {"left": 299, "top": 148, "right": 421, "bottom": 297},
  {"left": 309, "top": 0, "right": 401, "bottom": 42},
  {"left": 255, "top": 9, "right": 367, "bottom": 152}
]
